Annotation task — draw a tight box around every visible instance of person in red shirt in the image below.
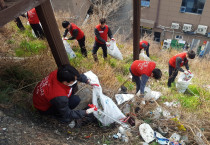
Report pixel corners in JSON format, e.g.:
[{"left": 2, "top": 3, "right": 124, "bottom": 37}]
[
  {"left": 167, "top": 50, "right": 195, "bottom": 87},
  {"left": 130, "top": 60, "right": 162, "bottom": 97},
  {"left": 27, "top": 8, "right": 44, "bottom": 39},
  {"left": 139, "top": 40, "right": 150, "bottom": 57},
  {"left": 62, "top": 21, "right": 87, "bottom": 57},
  {"left": 33, "top": 64, "right": 97, "bottom": 123},
  {"left": 92, "top": 18, "right": 114, "bottom": 62}
]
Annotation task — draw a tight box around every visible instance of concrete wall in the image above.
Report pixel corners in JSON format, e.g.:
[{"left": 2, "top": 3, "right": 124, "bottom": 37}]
[{"left": 141, "top": 0, "right": 210, "bottom": 44}]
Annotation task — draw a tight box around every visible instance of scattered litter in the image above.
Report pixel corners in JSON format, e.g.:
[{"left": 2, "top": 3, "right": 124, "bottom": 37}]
[
  {"left": 170, "top": 133, "right": 181, "bottom": 142},
  {"left": 63, "top": 40, "right": 76, "bottom": 58},
  {"left": 123, "top": 104, "right": 130, "bottom": 114},
  {"left": 2, "top": 128, "right": 7, "bottom": 131},
  {"left": 176, "top": 73, "right": 193, "bottom": 93},
  {"left": 164, "top": 101, "right": 179, "bottom": 107},
  {"left": 54, "top": 129, "right": 61, "bottom": 135},
  {"left": 107, "top": 40, "right": 123, "bottom": 60},
  {"left": 115, "top": 94, "right": 134, "bottom": 105},
  {"left": 194, "top": 131, "right": 205, "bottom": 145},
  {"left": 144, "top": 87, "right": 162, "bottom": 101},
  {"left": 113, "top": 134, "right": 119, "bottom": 139},
  {"left": 152, "top": 107, "right": 172, "bottom": 119},
  {"left": 142, "top": 142, "right": 149, "bottom": 145},
  {"left": 158, "top": 126, "right": 168, "bottom": 136},
  {"left": 171, "top": 117, "right": 186, "bottom": 131},
  {"left": 139, "top": 123, "right": 165, "bottom": 143},
  {"left": 154, "top": 131, "right": 170, "bottom": 144},
  {"left": 68, "top": 120, "right": 75, "bottom": 128},
  {"left": 84, "top": 133, "right": 92, "bottom": 139}
]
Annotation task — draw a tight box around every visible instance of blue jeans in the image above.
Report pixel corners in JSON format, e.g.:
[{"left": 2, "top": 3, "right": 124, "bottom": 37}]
[{"left": 129, "top": 68, "right": 141, "bottom": 93}]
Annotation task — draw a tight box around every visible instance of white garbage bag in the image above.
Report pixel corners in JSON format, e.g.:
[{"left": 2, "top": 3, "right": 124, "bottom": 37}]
[
  {"left": 84, "top": 71, "right": 125, "bottom": 126},
  {"left": 63, "top": 40, "right": 76, "bottom": 58},
  {"left": 107, "top": 40, "right": 123, "bottom": 60},
  {"left": 139, "top": 50, "right": 150, "bottom": 61},
  {"left": 144, "top": 87, "right": 161, "bottom": 101},
  {"left": 176, "top": 73, "right": 193, "bottom": 93},
  {"left": 115, "top": 94, "right": 134, "bottom": 105}
]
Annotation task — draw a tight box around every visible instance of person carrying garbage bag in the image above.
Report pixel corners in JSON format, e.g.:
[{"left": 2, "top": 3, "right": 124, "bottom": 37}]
[
  {"left": 130, "top": 60, "right": 162, "bottom": 104},
  {"left": 33, "top": 64, "right": 98, "bottom": 123},
  {"left": 139, "top": 40, "right": 150, "bottom": 57},
  {"left": 92, "top": 18, "right": 114, "bottom": 62},
  {"left": 167, "top": 50, "right": 195, "bottom": 87},
  {"left": 62, "top": 21, "right": 87, "bottom": 57}
]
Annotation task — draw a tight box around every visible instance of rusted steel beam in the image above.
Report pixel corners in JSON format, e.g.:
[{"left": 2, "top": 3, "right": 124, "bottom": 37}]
[
  {"left": 133, "top": 0, "right": 141, "bottom": 61},
  {"left": 0, "top": 0, "right": 47, "bottom": 27},
  {"left": 36, "top": 0, "right": 70, "bottom": 66}
]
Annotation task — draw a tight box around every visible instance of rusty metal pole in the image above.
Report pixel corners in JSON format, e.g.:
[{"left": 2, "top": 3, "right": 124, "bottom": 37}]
[
  {"left": 36, "top": 0, "right": 70, "bottom": 67},
  {"left": 133, "top": 0, "right": 141, "bottom": 61}
]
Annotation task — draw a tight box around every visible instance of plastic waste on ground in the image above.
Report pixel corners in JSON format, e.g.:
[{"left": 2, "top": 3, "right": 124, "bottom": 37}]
[
  {"left": 176, "top": 73, "right": 193, "bottom": 93},
  {"left": 84, "top": 71, "right": 125, "bottom": 126},
  {"left": 115, "top": 94, "right": 134, "bottom": 105},
  {"left": 68, "top": 120, "right": 75, "bottom": 128},
  {"left": 63, "top": 40, "right": 76, "bottom": 58},
  {"left": 170, "top": 133, "right": 181, "bottom": 142},
  {"left": 139, "top": 123, "right": 166, "bottom": 143},
  {"left": 123, "top": 104, "right": 130, "bottom": 114},
  {"left": 144, "top": 87, "right": 162, "bottom": 101},
  {"left": 152, "top": 107, "right": 172, "bottom": 119},
  {"left": 164, "top": 101, "right": 179, "bottom": 107},
  {"left": 107, "top": 40, "right": 123, "bottom": 60},
  {"left": 139, "top": 50, "right": 150, "bottom": 61}
]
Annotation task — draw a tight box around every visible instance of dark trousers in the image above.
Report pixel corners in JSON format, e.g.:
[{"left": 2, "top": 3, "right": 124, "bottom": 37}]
[
  {"left": 144, "top": 47, "right": 150, "bottom": 57},
  {"left": 167, "top": 64, "right": 178, "bottom": 87},
  {"left": 92, "top": 41, "right": 107, "bottom": 58},
  {"left": 129, "top": 68, "right": 141, "bottom": 93},
  {"left": 30, "top": 23, "right": 45, "bottom": 39},
  {"left": 39, "top": 95, "right": 81, "bottom": 116},
  {"left": 14, "top": 17, "right": 25, "bottom": 31},
  {"left": 78, "top": 36, "right": 87, "bottom": 57}
]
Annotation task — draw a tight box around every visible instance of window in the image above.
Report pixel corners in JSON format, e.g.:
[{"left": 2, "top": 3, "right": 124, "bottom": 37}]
[
  {"left": 141, "top": 0, "right": 150, "bottom": 7},
  {"left": 180, "top": 0, "right": 206, "bottom": 14}
]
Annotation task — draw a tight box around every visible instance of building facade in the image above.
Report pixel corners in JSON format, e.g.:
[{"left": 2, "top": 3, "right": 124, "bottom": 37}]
[{"left": 140, "top": 0, "right": 210, "bottom": 51}]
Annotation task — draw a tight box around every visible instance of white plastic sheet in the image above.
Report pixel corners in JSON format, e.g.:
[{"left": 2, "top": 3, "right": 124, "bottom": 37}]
[
  {"left": 63, "top": 40, "right": 76, "bottom": 59},
  {"left": 139, "top": 123, "right": 166, "bottom": 143},
  {"left": 115, "top": 94, "right": 134, "bottom": 105},
  {"left": 84, "top": 71, "right": 125, "bottom": 126},
  {"left": 176, "top": 73, "right": 193, "bottom": 93},
  {"left": 139, "top": 50, "right": 150, "bottom": 61},
  {"left": 144, "top": 87, "right": 162, "bottom": 101},
  {"left": 107, "top": 40, "right": 123, "bottom": 60}
]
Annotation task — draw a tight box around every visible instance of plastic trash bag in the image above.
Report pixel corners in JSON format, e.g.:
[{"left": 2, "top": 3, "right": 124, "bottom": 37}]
[
  {"left": 144, "top": 87, "right": 161, "bottom": 101},
  {"left": 84, "top": 71, "right": 125, "bottom": 126},
  {"left": 115, "top": 94, "right": 134, "bottom": 105},
  {"left": 63, "top": 40, "right": 76, "bottom": 59},
  {"left": 176, "top": 73, "right": 193, "bottom": 93},
  {"left": 107, "top": 40, "right": 123, "bottom": 60},
  {"left": 139, "top": 50, "right": 150, "bottom": 61}
]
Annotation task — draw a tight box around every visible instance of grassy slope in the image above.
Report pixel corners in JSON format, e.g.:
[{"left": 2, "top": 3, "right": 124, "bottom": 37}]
[{"left": 0, "top": 15, "right": 210, "bottom": 143}]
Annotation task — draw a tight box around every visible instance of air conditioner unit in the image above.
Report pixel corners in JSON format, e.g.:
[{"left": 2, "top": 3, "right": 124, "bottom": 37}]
[
  {"left": 171, "top": 23, "right": 180, "bottom": 29},
  {"left": 180, "top": 6, "right": 186, "bottom": 13},
  {"left": 183, "top": 24, "right": 192, "bottom": 32},
  {"left": 162, "top": 40, "right": 171, "bottom": 49},
  {"left": 197, "top": 25, "right": 208, "bottom": 35}
]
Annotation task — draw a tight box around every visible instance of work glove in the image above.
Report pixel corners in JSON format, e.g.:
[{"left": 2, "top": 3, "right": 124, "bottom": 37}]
[
  {"left": 184, "top": 70, "right": 189, "bottom": 75},
  {"left": 62, "top": 37, "right": 68, "bottom": 40},
  {"left": 111, "top": 38, "right": 115, "bottom": 41},
  {"left": 87, "top": 79, "right": 100, "bottom": 87},
  {"left": 86, "top": 108, "right": 96, "bottom": 114},
  {"left": 106, "top": 42, "right": 110, "bottom": 47}
]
